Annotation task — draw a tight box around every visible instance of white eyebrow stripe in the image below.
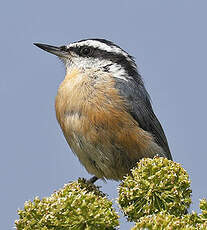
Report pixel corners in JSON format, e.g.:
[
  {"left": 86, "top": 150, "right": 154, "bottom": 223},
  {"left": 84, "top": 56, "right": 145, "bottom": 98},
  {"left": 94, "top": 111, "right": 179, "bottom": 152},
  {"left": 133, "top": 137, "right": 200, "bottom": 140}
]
[{"left": 67, "top": 40, "right": 129, "bottom": 58}]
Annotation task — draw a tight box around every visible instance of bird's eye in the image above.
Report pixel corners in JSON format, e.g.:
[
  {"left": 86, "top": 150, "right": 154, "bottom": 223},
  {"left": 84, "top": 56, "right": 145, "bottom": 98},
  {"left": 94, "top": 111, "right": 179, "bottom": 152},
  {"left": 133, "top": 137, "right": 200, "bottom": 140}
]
[{"left": 80, "top": 47, "right": 92, "bottom": 56}]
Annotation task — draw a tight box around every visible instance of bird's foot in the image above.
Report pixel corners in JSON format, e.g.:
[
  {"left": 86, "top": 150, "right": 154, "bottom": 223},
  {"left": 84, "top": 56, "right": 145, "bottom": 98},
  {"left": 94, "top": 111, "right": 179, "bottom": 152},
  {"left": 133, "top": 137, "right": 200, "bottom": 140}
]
[{"left": 87, "top": 176, "right": 98, "bottom": 183}]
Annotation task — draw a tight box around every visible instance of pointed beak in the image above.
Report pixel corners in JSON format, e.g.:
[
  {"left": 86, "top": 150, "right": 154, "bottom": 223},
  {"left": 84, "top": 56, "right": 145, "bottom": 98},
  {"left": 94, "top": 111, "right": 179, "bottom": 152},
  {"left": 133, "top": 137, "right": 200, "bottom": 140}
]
[{"left": 33, "top": 43, "right": 69, "bottom": 58}]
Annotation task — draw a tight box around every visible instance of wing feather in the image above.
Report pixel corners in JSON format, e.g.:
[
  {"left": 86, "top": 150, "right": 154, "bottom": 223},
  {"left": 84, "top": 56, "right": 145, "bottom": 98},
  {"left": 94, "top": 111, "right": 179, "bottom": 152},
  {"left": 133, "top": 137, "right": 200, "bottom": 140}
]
[{"left": 115, "top": 78, "right": 172, "bottom": 160}]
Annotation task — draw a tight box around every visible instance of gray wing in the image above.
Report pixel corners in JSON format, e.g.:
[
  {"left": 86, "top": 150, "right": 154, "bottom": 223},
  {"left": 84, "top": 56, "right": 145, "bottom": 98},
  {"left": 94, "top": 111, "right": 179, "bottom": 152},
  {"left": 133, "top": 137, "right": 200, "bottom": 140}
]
[{"left": 115, "top": 78, "right": 172, "bottom": 160}]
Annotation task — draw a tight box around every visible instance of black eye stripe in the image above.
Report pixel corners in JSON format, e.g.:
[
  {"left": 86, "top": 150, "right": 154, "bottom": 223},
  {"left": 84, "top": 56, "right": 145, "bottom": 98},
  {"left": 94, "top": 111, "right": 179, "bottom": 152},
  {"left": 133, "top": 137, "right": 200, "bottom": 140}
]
[
  {"left": 80, "top": 47, "right": 92, "bottom": 56},
  {"left": 68, "top": 45, "right": 137, "bottom": 78},
  {"left": 69, "top": 45, "right": 125, "bottom": 59},
  {"left": 69, "top": 46, "right": 94, "bottom": 56}
]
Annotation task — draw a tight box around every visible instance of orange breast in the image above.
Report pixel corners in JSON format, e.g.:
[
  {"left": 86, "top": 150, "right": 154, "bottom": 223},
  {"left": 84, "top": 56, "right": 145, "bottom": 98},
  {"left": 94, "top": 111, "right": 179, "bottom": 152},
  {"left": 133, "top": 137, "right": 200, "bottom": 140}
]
[{"left": 54, "top": 68, "right": 159, "bottom": 179}]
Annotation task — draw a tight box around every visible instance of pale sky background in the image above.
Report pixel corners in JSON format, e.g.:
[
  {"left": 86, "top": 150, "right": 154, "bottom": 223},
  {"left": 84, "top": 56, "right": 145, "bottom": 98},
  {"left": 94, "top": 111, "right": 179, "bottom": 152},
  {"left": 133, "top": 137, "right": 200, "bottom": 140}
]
[{"left": 1, "top": 1, "right": 207, "bottom": 229}]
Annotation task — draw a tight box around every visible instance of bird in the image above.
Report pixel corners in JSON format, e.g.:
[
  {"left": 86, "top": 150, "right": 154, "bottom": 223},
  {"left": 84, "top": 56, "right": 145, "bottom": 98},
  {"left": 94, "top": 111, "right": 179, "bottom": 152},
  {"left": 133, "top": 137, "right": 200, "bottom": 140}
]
[{"left": 34, "top": 39, "right": 172, "bottom": 182}]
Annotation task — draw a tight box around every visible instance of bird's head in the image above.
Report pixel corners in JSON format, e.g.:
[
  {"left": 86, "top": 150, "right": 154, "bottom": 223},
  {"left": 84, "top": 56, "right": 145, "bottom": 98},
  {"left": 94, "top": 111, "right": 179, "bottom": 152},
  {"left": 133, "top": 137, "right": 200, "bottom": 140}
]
[{"left": 34, "top": 39, "right": 139, "bottom": 81}]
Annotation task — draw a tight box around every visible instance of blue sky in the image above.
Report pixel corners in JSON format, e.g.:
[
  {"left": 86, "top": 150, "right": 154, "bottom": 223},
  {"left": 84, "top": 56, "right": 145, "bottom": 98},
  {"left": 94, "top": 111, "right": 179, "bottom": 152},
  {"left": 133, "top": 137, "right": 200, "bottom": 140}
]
[{"left": 1, "top": 1, "right": 207, "bottom": 229}]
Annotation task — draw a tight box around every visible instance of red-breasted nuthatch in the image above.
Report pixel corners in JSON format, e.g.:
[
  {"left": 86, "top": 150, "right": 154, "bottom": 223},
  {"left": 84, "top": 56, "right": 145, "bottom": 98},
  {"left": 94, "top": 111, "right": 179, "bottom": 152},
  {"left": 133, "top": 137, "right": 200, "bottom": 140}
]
[{"left": 34, "top": 39, "right": 172, "bottom": 182}]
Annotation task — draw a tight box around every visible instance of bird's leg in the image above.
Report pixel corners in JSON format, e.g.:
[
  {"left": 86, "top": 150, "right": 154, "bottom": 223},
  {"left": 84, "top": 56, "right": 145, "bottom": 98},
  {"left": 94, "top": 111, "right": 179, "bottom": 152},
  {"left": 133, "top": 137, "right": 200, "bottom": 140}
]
[{"left": 88, "top": 176, "right": 98, "bottom": 183}]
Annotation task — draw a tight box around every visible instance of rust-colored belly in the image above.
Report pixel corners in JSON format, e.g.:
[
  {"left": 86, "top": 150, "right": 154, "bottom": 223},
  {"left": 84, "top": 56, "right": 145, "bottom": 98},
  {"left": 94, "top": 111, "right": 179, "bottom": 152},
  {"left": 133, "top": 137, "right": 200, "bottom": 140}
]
[{"left": 55, "top": 69, "right": 163, "bottom": 180}]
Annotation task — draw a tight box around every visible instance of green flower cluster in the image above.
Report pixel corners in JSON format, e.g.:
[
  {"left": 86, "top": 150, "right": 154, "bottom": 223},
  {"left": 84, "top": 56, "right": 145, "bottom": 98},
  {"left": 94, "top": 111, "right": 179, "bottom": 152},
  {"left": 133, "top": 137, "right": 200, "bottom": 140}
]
[
  {"left": 131, "top": 199, "right": 207, "bottom": 230},
  {"left": 15, "top": 157, "right": 207, "bottom": 229},
  {"left": 118, "top": 157, "right": 207, "bottom": 229},
  {"left": 15, "top": 179, "right": 119, "bottom": 230},
  {"left": 118, "top": 157, "right": 192, "bottom": 221},
  {"left": 200, "top": 199, "right": 207, "bottom": 223},
  {"left": 131, "top": 211, "right": 207, "bottom": 230}
]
